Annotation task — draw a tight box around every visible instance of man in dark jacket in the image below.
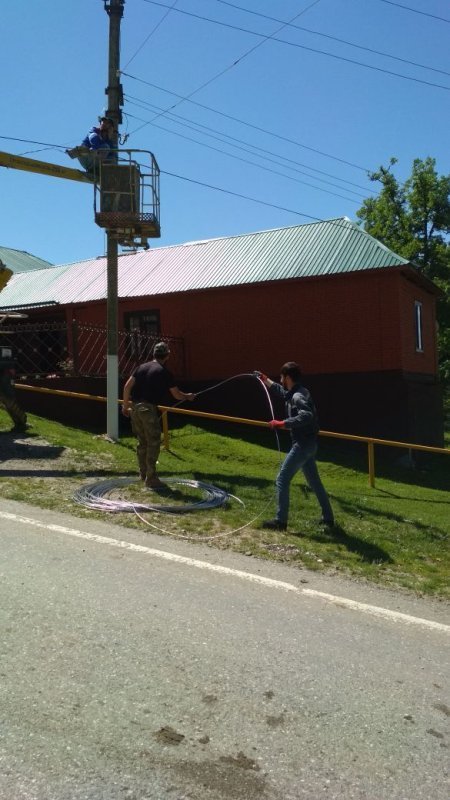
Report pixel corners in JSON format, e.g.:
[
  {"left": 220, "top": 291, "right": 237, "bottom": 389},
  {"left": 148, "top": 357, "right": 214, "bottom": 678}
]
[
  {"left": 122, "top": 342, "right": 195, "bottom": 488},
  {"left": 256, "top": 361, "right": 334, "bottom": 531}
]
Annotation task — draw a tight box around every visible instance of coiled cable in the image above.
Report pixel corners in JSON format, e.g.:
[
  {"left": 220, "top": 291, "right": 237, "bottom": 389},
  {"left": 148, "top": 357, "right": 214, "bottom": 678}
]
[{"left": 73, "top": 373, "right": 282, "bottom": 539}]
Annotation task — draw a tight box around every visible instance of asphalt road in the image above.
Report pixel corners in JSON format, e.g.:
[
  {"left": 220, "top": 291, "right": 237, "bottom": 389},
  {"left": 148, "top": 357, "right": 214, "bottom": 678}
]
[{"left": 0, "top": 498, "right": 448, "bottom": 800}]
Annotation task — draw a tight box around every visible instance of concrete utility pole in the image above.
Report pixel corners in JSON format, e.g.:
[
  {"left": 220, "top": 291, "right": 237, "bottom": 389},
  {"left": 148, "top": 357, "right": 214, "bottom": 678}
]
[{"left": 104, "top": 0, "right": 125, "bottom": 441}]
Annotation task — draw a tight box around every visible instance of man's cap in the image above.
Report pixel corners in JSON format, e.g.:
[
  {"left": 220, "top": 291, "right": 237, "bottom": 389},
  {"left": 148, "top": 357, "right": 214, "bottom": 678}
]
[{"left": 153, "top": 341, "right": 170, "bottom": 357}]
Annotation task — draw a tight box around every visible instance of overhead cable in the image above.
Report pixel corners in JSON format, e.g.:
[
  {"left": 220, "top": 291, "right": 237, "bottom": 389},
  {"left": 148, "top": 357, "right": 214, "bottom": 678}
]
[
  {"left": 142, "top": 0, "right": 450, "bottom": 91},
  {"left": 132, "top": 0, "right": 322, "bottom": 137},
  {"left": 213, "top": 0, "right": 450, "bottom": 77},
  {"left": 122, "top": 0, "right": 180, "bottom": 69},
  {"left": 125, "top": 105, "right": 366, "bottom": 201},
  {"left": 121, "top": 73, "right": 370, "bottom": 172},
  {"left": 125, "top": 93, "right": 373, "bottom": 193},
  {"left": 0, "top": 135, "right": 68, "bottom": 151},
  {"left": 377, "top": 0, "right": 450, "bottom": 24},
  {"left": 160, "top": 168, "right": 356, "bottom": 221},
  {"left": 0, "top": 133, "right": 379, "bottom": 243}
]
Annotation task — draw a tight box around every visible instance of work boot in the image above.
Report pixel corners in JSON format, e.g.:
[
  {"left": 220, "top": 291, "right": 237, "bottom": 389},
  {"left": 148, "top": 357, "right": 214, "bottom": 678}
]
[
  {"left": 11, "top": 422, "right": 30, "bottom": 433},
  {"left": 318, "top": 517, "right": 335, "bottom": 529},
  {"left": 261, "top": 519, "right": 287, "bottom": 531}
]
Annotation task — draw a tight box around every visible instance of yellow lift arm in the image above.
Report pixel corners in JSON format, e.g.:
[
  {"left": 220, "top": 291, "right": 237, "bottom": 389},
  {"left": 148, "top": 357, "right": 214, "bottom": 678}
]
[{"left": 0, "top": 150, "right": 94, "bottom": 184}]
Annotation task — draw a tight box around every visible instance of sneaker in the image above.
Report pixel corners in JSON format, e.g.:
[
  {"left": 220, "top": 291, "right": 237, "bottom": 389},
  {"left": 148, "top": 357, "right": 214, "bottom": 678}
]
[{"left": 261, "top": 519, "right": 287, "bottom": 531}]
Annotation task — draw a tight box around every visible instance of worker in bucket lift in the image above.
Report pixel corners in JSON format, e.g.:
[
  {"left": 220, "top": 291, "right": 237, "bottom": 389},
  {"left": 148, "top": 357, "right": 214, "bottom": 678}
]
[
  {"left": 122, "top": 342, "right": 196, "bottom": 489},
  {"left": 0, "top": 363, "right": 28, "bottom": 433},
  {"left": 255, "top": 362, "right": 334, "bottom": 531},
  {"left": 66, "top": 116, "right": 115, "bottom": 176}
]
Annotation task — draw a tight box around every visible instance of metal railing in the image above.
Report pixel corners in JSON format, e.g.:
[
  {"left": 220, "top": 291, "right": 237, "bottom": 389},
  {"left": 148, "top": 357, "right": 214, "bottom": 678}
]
[
  {"left": 0, "top": 321, "right": 185, "bottom": 379},
  {"left": 13, "top": 383, "right": 450, "bottom": 488}
]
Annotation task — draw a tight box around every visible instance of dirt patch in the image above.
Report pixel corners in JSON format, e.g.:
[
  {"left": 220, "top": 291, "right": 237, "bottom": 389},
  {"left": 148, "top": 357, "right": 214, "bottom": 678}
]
[{"left": 0, "top": 431, "right": 113, "bottom": 477}]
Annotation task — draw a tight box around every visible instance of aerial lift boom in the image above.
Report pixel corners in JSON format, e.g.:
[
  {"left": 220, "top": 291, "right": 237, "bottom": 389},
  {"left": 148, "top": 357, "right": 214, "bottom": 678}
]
[{"left": 0, "top": 150, "right": 95, "bottom": 183}]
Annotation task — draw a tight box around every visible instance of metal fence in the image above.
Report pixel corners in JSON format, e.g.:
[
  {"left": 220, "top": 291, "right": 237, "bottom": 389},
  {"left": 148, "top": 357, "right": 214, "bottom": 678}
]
[{"left": 0, "top": 321, "right": 185, "bottom": 379}]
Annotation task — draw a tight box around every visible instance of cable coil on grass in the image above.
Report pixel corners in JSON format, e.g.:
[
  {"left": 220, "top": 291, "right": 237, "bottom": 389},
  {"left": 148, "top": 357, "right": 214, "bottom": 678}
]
[{"left": 73, "top": 477, "right": 232, "bottom": 514}]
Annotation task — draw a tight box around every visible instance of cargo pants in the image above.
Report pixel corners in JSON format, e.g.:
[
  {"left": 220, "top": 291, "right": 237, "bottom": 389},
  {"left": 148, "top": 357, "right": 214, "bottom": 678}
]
[
  {"left": 0, "top": 388, "right": 27, "bottom": 429},
  {"left": 130, "top": 402, "right": 162, "bottom": 481}
]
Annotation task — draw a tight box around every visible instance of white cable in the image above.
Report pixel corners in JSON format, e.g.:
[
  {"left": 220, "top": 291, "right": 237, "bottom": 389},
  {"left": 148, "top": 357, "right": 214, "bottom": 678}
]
[{"left": 73, "top": 373, "right": 282, "bottom": 539}]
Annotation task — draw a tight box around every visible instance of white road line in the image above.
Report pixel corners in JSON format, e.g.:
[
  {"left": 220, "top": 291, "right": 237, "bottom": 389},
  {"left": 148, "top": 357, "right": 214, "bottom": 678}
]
[{"left": 1, "top": 510, "right": 449, "bottom": 634}]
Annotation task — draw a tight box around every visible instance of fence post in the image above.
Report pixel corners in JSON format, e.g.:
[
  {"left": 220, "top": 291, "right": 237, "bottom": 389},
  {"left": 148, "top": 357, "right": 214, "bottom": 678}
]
[
  {"left": 71, "top": 319, "right": 79, "bottom": 375},
  {"left": 368, "top": 441, "right": 375, "bottom": 488},
  {"left": 161, "top": 411, "right": 169, "bottom": 450}
]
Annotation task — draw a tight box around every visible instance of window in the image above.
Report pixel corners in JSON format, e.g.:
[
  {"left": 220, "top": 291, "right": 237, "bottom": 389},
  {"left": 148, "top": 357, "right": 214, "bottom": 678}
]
[
  {"left": 414, "top": 301, "right": 423, "bottom": 352},
  {"left": 124, "top": 310, "right": 160, "bottom": 335},
  {"left": 124, "top": 310, "right": 160, "bottom": 361}
]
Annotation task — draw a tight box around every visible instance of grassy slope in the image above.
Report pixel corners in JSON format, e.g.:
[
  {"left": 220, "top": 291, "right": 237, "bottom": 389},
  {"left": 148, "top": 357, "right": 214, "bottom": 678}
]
[{"left": 0, "top": 411, "right": 449, "bottom": 598}]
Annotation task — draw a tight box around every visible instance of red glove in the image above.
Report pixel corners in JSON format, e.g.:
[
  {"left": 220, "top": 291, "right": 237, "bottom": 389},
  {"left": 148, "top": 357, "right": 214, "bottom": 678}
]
[
  {"left": 269, "top": 419, "right": 285, "bottom": 429},
  {"left": 254, "top": 370, "right": 268, "bottom": 382}
]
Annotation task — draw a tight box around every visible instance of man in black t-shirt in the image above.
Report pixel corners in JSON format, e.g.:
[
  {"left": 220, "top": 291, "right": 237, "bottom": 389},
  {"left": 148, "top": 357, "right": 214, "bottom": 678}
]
[{"left": 122, "top": 342, "right": 195, "bottom": 488}]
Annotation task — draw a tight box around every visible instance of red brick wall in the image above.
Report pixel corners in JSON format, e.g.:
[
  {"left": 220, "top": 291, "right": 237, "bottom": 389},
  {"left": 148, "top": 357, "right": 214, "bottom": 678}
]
[{"left": 67, "top": 268, "right": 438, "bottom": 381}]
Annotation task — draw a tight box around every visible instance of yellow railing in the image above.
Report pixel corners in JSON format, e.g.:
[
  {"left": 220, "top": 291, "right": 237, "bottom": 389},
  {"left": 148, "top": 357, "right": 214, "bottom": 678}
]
[{"left": 15, "top": 383, "right": 450, "bottom": 487}]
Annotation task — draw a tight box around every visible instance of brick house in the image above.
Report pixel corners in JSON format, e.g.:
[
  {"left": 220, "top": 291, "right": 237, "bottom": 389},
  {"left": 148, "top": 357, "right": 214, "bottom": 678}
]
[{"left": 0, "top": 218, "right": 443, "bottom": 444}]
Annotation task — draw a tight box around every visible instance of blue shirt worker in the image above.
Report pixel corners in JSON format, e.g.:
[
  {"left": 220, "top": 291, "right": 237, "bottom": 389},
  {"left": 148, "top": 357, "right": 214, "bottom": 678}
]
[
  {"left": 122, "top": 342, "right": 196, "bottom": 489},
  {"left": 256, "top": 361, "right": 334, "bottom": 531},
  {"left": 66, "top": 116, "right": 115, "bottom": 175}
]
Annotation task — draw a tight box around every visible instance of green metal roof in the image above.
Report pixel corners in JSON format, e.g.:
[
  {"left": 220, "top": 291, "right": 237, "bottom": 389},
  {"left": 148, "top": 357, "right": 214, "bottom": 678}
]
[
  {"left": 0, "top": 246, "right": 52, "bottom": 273},
  {"left": 0, "top": 218, "right": 412, "bottom": 310}
]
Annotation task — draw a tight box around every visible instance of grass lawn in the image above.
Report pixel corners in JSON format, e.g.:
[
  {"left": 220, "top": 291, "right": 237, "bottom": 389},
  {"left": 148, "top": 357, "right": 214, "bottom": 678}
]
[{"left": 0, "top": 410, "right": 449, "bottom": 598}]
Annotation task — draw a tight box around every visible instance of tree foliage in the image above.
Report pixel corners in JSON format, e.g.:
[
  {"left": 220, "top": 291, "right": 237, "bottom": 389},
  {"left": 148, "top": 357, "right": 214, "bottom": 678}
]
[{"left": 357, "top": 157, "right": 450, "bottom": 383}]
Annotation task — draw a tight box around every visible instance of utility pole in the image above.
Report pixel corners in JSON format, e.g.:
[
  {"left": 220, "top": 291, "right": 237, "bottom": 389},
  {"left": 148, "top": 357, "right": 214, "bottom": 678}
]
[{"left": 104, "top": 0, "right": 125, "bottom": 440}]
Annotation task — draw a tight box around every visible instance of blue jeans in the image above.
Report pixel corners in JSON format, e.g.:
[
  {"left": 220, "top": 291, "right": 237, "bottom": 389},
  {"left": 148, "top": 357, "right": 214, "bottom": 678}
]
[{"left": 275, "top": 439, "right": 333, "bottom": 525}]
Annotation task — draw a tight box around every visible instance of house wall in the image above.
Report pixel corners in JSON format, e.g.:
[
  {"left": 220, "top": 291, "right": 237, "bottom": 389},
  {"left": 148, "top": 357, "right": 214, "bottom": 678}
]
[
  {"left": 32, "top": 266, "right": 439, "bottom": 444},
  {"left": 86, "top": 268, "right": 436, "bottom": 381}
]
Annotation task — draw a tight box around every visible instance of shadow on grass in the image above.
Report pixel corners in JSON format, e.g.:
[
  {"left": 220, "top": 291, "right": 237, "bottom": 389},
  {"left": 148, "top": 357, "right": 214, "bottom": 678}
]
[
  {"left": 0, "top": 468, "right": 139, "bottom": 479},
  {"left": 184, "top": 420, "right": 450, "bottom": 491},
  {"left": 190, "top": 469, "right": 273, "bottom": 493},
  {"left": 376, "top": 487, "right": 450, "bottom": 506},
  {"left": 0, "top": 434, "right": 65, "bottom": 463},
  {"left": 337, "top": 497, "right": 448, "bottom": 541},
  {"left": 296, "top": 523, "right": 394, "bottom": 564}
]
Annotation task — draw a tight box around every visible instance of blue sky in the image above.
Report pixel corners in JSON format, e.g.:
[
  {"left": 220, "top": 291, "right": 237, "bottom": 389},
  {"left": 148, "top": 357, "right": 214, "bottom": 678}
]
[{"left": 1, "top": 0, "right": 449, "bottom": 266}]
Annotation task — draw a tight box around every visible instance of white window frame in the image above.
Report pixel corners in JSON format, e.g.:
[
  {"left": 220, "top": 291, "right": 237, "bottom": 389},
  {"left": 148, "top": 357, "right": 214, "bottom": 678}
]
[{"left": 414, "top": 300, "right": 424, "bottom": 352}]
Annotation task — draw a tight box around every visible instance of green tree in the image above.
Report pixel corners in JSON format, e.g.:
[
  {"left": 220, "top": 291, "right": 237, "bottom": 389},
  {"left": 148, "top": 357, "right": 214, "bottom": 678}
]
[{"left": 357, "top": 157, "right": 450, "bottom": 383}]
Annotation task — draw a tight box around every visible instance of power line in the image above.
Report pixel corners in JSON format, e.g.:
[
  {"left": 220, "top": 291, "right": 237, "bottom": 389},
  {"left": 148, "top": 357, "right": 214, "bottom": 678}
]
[
  {"left": 125, "top": 107, "right": 362, "bottom": 204},
  {"left": 377, "top": 0, "right": 450, "bottom": 24},
  {"left": 155, "top": 169, "right": 407, "bottom": 259},
  {"left": 0, "top": 131, "right": 379, "bottom": 248},
  {"left": 125, "top": 93, "right": 373, "bottom": 193},
  {"left": 122, "top": 0, "right": 180, "bottom": 70},
  {"left": 212, "top": 0, "right": 450, "bottom": 77},
  {"left": 142, "top": 0, "right": 450, "bottom": 91},
  {"left": 160, "top": 168, "right": 384, "bottom": 252},
  {"left": 0, "top": 135, "right": 68, "bottom": 151},
  {"left": 161, "top": 167, "right": 339, "bottom": 220},
  {"left": 122, "top": 72, "right": 371, "bottom": 173},
  {"left": 131, "top": 0, "right": 322, "bottom": 136}
]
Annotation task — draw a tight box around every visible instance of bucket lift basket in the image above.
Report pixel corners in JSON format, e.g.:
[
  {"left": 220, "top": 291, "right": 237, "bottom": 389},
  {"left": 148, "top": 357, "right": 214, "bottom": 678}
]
[{"left": 94, "top": 149, "right": 160, "bottom": 248}]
